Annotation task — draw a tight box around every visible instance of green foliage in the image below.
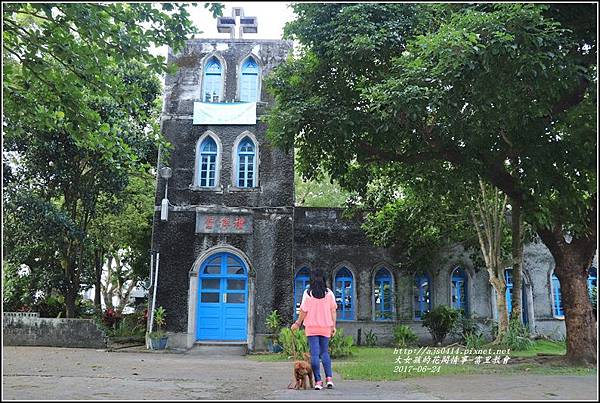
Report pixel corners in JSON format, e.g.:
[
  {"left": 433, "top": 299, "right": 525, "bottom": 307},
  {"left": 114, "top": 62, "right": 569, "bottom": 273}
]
[
  {"left": 265, "top": 310, "right": 282, "bottom": 341},
  {"left": 451, "top": 314, "right": 482, "bottom": 343},
  {"left": 2, "top": 3, "right": 213, "bottom": 155},
  {"left": 364, "top": 329, "right": 378, "bottom": 347},
  {"left": 500, "top": 318, "right": 534, "bottom": 351},
  {"left": 108, "top": 312, "right": 147, "bottom": 338},
  {"left": 422, "top": 305, "right": 461, "bottom": 345},
  {"left": 295, "top": 169, "right": 351, "bottom": 207},
  {"left": 266, "top": 1, "right": 596, "bottom": 284},
  {"left": 392, "top": 324, "right": 419, "bottom": 348},
  {"left": 148, "top": 306, "right": 167, "bottom": 339},
  {"left": 329, "top": 328, "right": 355, "bottom": 358},
  {"left": 279, "top": 328, "right": 309, "bottom": 359},
  {"left": 464, "top": 332, "right": 487, "bottom": 349}
]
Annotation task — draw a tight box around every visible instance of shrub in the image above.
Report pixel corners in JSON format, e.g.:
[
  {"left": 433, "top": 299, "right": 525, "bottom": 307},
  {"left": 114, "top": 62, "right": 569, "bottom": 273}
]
[
  {"left": 393, "top": 324, "right": 418, "bottom": 348},
  {"left": 265, "top": 310, "right": 282, "bottom": 342},
  {"left": 101, "top": 307, "right": 122, "bottom": 329},
  {"left": 37, "top": 295, "right": 66, "bottom": 318},
  {"left": 451, "top": 313, "right": 485, "bottom": 345},
  {"left": 464, "top": 332, "right": 487, "bottom": 349},
  {"left": 279, "top": 327, "right": 309, "bottom": 359},
  {"left": 422, "top": 305, "right": 461, "bottom": 345},
  {"left": 329, "top": 328, "right": 354, "bottom": 358},
  {"left": 77, "top": 298, "right": 96, "bottom": 318},
  {"left": 500, "top": 318, "right": 533, "bottom": 351},
  {"left": 364, "top": 329, "right": 378, "bottom": 347}
]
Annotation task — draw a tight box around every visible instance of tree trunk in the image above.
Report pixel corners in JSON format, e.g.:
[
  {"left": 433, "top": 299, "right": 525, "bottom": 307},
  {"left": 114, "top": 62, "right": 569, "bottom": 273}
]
[
  {"left": 491, "top": 275, "right": 509, "bottom": 343},
  {"left": 93, "top": 248, "right": 103, "bottom": 313},
  {"left": 471, "top": 179, "right": 511, "bottom": 340},
  {"left": 510, "top": 199, "right": 523, "bottom": 322},
  {"left": 538, "top": 224, "right": 596, "bottom": 366}
]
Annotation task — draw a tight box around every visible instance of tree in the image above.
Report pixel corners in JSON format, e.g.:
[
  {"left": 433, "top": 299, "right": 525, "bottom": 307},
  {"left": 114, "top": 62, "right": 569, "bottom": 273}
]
[
  {"left": 3, "top": 3, "right": 222, "bottom": 157},
  {"left": 3, "top": 3, "right": 224, "bottom": 318},
  {"left": 266, "top": 3, "right": 596, "bottom": 364},
  {"left": 471, "top": 180, "right": 510, "bottom": 342},
  {"left": 89, "top": 172, "right": 156, "bottom": 314},
  {"left": 3, "top": 61, "right": 162, "bottom": 317}
]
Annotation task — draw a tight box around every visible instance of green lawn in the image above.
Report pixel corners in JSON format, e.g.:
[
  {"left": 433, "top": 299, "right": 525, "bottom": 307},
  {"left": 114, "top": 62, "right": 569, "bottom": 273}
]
[{"left": 248, "top": 340, "right": 596, "bottom": 381}]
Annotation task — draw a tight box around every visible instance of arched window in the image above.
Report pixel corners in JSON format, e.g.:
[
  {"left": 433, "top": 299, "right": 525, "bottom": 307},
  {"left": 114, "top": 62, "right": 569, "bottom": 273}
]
[
  {"left": 236, "top": 136, "right": 256, "bottom": 188},
  {"left": 197, "top": 136, "right": 218, "bottom": 187},
  {"left": 414, "top": 273, "right": 432, "bottom": 320},
  {"left": 451, "top": 267, "right": 468, "bottom": 314},
  {"left": 334, "top": 267, "right": 355, "bottom": 321},
  {"left": 240, "top": 56, "right": 260, "bottom": 102},
  {"left": 551, "top": 272, "right": 564, "bottom": 318},
  {"left": 294, "top": 267, "right": 311, "bottom": 319},
  {"left": 203, "top": 57, "right": 223, "bottom": 102},
  {"left": 374, "top": 268, "right": 393, "bottom": 321}
]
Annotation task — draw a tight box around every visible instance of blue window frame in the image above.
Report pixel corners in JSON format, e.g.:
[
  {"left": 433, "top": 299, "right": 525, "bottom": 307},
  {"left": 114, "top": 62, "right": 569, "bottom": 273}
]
[
  {"left": 197, "top": 252, "right": 248, "bottom": 341},
  {"left": 414, "top": 273, "right": 432, "bottom": 320},
  {"left": 503, "top": 268, "right": 529, "bottom": 324},
  {"left": 335, "top": 267, "right": 355, "bottom": 321},
  {"left": 588, "top": 267, "right": 597, "bottom": 298},
  {"left": 198, "top": 136, "right": 217, "bottom": 187},
  {"left": 236, "top": 137, "right": 256, "bottom": 188},
  {"left": 203, "top": 57, "right": 222, "bottom": 102},
  {"left": 505, "top": 269, "right": 513, "bottom": 314},
  {"left": 294, "top": 267, "right": 311, "bottom": 319},
  {"left": 551, "top": 272, "right": 564, "bottom": 318},
  {"left": 374, "top": 268, "right": 393, "bottom": 321},
  {"left": 240, "top": 57, "right": 259, "bottom": 102},
  {"left": 451, "top": 267, "right": 468, "bottom": 314}
]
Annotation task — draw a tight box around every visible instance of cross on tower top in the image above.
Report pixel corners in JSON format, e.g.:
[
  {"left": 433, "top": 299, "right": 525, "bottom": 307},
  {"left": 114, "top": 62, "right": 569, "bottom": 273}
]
[{"left": 217, "top": 7, "right": 258, "bottom": 39}]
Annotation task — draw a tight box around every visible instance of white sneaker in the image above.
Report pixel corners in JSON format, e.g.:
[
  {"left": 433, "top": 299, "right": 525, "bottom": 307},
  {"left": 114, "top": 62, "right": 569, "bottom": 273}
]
[
  {"left": 314, "top": 381, "right": 324, "bottom": 390},
  {"left": 326, "top": 377, "right": 335, "bottom": 389}
]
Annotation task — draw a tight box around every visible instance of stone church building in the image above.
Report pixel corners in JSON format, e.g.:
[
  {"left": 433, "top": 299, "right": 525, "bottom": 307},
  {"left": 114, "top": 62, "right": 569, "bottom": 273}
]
[{"left": 150, "top": 11, "right": 596, "bottom": 350}]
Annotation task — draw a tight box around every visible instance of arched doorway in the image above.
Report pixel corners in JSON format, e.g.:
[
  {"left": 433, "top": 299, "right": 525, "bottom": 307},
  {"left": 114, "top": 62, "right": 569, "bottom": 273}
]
[{"left": 196, "top": 251, "right": 248, "bottom": 341}]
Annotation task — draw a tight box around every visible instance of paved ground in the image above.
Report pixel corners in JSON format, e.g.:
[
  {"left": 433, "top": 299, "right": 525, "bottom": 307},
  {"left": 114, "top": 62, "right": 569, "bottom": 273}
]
[{"left": 2, "top": 346, "right": 597, "bottom": 400}]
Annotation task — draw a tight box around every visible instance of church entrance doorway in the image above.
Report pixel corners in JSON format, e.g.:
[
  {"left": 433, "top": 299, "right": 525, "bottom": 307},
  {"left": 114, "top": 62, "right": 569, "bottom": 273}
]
[{"left": 196, "top": 252, "right": 248, "bottom": 341}]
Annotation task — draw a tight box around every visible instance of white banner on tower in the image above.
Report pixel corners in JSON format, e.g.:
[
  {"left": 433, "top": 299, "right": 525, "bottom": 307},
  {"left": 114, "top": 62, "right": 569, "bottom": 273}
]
[{"left": 193, "top": 102, "right": 256, "bottom": 125}]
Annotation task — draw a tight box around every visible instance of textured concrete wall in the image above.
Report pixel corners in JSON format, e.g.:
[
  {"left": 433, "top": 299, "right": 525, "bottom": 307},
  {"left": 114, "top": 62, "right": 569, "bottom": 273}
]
[
  {"left": 2, "top": 316, "right": 107, "bottom": 349},
  {"left": 151, "top": 38, "right": 294, "bottom": 349},
  {"left": 294, "top": 207, "right": 569, "bottom": 344}
]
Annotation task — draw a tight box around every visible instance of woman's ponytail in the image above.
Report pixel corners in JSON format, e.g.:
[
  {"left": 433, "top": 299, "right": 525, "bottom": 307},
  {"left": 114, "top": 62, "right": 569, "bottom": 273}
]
[{"left": 309, "top": 268, "right": 327, "bottom": 299}]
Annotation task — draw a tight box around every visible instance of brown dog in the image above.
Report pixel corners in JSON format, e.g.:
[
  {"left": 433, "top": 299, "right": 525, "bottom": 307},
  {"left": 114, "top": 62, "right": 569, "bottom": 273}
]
[{"left": 287, "top": 352, "right": 315, "bottom": 390}]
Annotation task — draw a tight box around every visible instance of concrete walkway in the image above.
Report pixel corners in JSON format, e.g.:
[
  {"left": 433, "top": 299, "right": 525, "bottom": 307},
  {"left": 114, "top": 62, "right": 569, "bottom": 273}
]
[{"left": 2, "top": 346, "right": 597, "bottom": 400}]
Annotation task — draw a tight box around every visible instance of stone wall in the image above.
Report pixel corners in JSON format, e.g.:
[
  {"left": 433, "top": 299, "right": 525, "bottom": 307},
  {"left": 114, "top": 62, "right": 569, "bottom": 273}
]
[
  {"left": 3, "top": 316, "right": 107, "bottom": 349},
  {"left": 294, "top": 207, "right": 568, "bottom": 344}
]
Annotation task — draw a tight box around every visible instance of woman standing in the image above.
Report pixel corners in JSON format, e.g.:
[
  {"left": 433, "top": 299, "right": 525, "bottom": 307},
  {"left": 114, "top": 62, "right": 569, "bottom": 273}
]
[{"left": 291, "top": 268, "right": 337, "bottom": 390}]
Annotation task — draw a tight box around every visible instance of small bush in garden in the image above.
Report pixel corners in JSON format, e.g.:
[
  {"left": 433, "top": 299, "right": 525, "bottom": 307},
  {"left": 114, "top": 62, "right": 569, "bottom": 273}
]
[
  {"left": 501, "top": 318, "right": 533, "bottom": 351},
  {"left": 102, "top": 307, "right": 122, "bottom": 329},
  {"left": 365, "top": 329, "right": 378, "bottom": 347},
  {"left": 36, "top": 295, "right": 66, "bottom": 318},
  {"left": 422, "top": 305, "right": 461, "bottom": 345},
  {"left": 279, "top": 327, "right": 309, "bottom": 359},
  {"left": 393, "top": 324, "right": 418, "bottom": 347},
  {"left": 464, "top": 332, "right": 487, "bottom": 349},
  {"left": 329, "top": 328, "right": 354, "bottom": 358}
]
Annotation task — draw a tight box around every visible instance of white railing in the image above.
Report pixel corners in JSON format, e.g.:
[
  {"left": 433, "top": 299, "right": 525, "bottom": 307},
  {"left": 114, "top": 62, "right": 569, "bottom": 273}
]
[{"left": 3, "top": 312, "right": 40, "bottom": 318}]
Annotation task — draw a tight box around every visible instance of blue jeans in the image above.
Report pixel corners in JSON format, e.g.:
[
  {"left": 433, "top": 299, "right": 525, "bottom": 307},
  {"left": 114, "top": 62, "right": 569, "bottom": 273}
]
[{"left": 307, "top": 335, "right": 332, "bottom": 382}]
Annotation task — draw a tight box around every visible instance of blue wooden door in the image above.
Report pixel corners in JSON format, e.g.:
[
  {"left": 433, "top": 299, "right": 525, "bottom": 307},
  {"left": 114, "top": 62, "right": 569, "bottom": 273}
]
[{"left": 197, "top": 253, "right": 248, "bottom": 341}]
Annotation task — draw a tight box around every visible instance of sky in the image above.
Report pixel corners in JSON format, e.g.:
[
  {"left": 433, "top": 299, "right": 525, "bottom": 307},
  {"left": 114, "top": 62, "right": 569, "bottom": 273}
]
[
  {"left": 192, "top": 2, "right": 295, "bottom": 39},
  {"left": 151, "top": 2, "right": 296, "bottom": 56}
]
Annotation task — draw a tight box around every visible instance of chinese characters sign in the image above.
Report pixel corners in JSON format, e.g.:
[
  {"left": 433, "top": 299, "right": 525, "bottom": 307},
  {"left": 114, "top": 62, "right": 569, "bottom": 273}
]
[{"left": 196, "top": 213, "right": 253, "bottom": 234}]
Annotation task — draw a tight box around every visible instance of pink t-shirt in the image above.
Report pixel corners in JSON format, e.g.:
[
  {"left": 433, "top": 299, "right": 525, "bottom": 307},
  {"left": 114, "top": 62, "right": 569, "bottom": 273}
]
[{"left": 300, "top": 288, "right": 337, "bottom": 337}]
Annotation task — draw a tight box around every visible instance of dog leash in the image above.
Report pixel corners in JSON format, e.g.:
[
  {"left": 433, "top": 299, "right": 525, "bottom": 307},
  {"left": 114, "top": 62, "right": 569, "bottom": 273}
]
[{"left": 290, "top": 328, "right": 299, "bottom": 360}]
